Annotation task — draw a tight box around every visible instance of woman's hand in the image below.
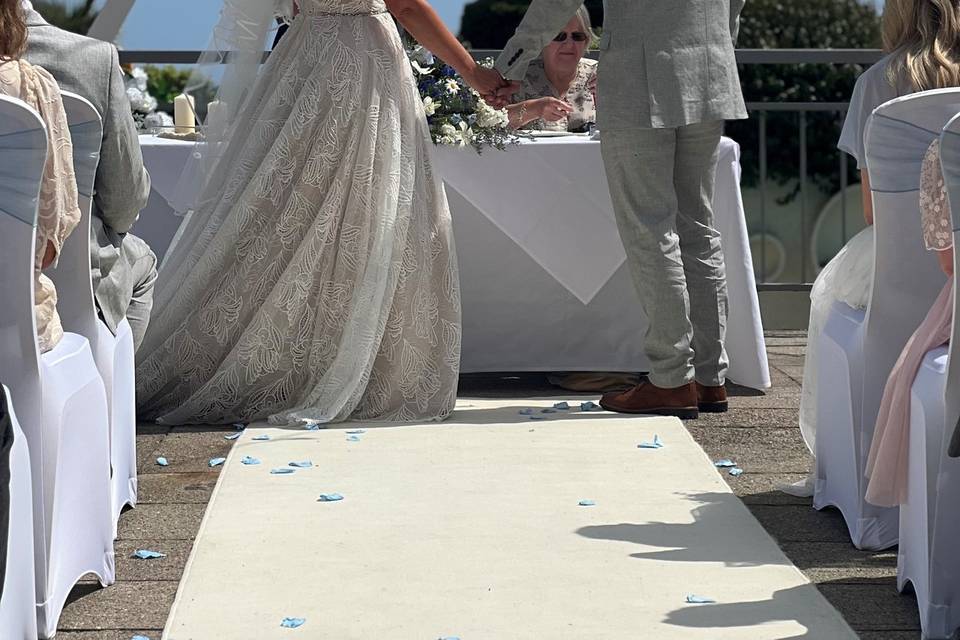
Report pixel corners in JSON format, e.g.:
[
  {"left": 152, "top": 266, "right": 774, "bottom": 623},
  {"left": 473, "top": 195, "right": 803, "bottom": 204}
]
[
  {"left": 937, "top": 247, "right": 954, "bottom": 277},
  {"left": 464, "top": 66, "right": 513, "bottom": 106},
  {"left": 534, "top": 97, "right": 573, "bottom": 122},
  {"left": 40, "top": 242, "right": 56, "bottom": 270}
]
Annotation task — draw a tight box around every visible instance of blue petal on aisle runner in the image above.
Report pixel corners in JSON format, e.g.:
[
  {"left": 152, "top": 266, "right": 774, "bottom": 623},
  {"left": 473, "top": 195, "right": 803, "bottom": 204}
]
[
  {"left": 553, "top": 401, "right": 570, "bottom": 410},
  {"left": 252, "top": 435, "right": 271, "bottom": 441},
  {"left": 686, "top": 595, "right": 717, "bottom": 604},
  {"left": 155, "top": 457, "right": 169, "bottom": 467},
  {"left": 518, "top": 409, "right": 535, "bottom": 415},
  {"left": 346, "top": 429, "right": 366, "bottom": 434},
  {"left": 241, "top": 456, "right": 261, "bottom": 465},
  {"left": 578, "top": 499, "right": 596, "bottom": 506},
  {"left": 270, "top": 468, "right": 296, "bottom": 475},
  {"left": 224, "top": 432, "right": 242, "bottom": 441},
  {"left": 209, "top": 457, "right": 226, "bottom": 468},
  {"left": 638, "top": 435, "right": 664, "bottom": 449},
  {"left": 304, "top": 422, "right": 322, "bottom": 431},
  {"left": 132, "top": 549, "right": 166, "bottom": 560},
  {"left": 713, "top": 459, "right": 737, "bottom": 468},
  {"left": 289, "top": 461, "right": 313, "bottom": 468},
  {"left": 346, "top": 435, "right": 361, "bottom": 441},
  {"left": 317, "top": 493, "right": 344, "bottom": 502},
  {"left": 580, "top": 401, "right": 602, "bottom": 412},
  {"left": 280, "top": 617, "right": 306, "bottom": 628}
]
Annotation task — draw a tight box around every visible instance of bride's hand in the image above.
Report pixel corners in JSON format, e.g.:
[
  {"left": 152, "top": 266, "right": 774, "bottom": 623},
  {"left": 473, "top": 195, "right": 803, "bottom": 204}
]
[{"left": 466, "top": 66, "right": 514, "bottom": 106}]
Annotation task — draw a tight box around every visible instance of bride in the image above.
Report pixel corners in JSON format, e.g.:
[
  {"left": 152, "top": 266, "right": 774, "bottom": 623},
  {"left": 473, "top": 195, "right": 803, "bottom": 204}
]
[{"left": 135, "top": 0, "right": 506, "bottom": 425}]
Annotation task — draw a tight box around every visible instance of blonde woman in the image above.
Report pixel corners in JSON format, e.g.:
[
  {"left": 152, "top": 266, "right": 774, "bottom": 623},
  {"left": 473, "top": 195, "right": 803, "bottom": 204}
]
[
  {"left": 0, "top": 0, "right": 80, "bottom": 353},
  {"left": 505, "top": 5, "right": 598, "bottom": 132},
  {"left": 791, "top": 0, "right": 960, "bottom": 497}
]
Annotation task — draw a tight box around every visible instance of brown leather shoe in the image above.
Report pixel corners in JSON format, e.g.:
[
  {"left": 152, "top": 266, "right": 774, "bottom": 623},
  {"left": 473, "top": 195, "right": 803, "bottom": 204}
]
[
  {"left": 696, "top": 383, "right": 728, "bottom": 413},
  {"left": 599, "top": 381, "right": 699, "bottom": 419}
]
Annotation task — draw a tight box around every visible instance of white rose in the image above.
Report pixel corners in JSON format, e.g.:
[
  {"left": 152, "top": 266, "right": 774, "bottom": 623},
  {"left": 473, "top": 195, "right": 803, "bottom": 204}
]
[
  {"left": 422, "top": 96, "right": 436, "bottom": 116},
  {"left": 440, "top": 123, "right": 458, "bottom": 137},
  {"left": 131, "top": 66, "right": 149, "bottom": 91}
]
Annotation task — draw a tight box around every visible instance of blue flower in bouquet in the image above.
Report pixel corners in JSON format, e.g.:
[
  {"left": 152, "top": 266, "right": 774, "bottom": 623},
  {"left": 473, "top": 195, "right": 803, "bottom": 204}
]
[{"left": 449, "top": 114, "right": 462, "bottom": 126}]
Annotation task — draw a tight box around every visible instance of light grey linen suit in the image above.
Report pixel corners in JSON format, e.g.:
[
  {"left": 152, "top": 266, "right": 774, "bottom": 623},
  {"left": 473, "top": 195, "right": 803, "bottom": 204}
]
[
  {"left": 23, "top": 7, "right": 156, "bottom": 350},
  {"left": 497, "top": 1, "right": 748, "bottom": 388}
]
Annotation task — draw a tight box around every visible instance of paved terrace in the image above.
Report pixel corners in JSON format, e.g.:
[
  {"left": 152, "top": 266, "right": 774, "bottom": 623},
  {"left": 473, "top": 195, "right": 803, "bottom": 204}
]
[{"left": 56, "top": 331, "right": 920, "bottom": 640}]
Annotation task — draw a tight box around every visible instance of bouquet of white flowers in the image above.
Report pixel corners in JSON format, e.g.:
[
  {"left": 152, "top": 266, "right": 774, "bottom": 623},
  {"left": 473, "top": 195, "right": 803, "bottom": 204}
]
[
  {"left": 124, "top": 65, "right": 174, "bottom": 132},
  {"left": 407, "top": 45, "right": 520, "bottom": 153}
]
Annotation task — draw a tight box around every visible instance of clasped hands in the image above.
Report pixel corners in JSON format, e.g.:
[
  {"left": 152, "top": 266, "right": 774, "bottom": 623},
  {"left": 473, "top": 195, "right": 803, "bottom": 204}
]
[{"left": 467, "top": 66, "right": 520, "bottom": 109}]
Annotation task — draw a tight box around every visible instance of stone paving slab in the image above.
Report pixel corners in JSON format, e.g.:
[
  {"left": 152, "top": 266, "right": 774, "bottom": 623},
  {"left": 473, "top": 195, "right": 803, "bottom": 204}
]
[
  {"left": 818, "top": 582, "right": 921, "bottom": 631},
  {"left": 136, "top": 472, "right": 217, "bottom": 504},
  {"left": 685, "top": 426, "right": 812, "bottom": 473},
  {"left": 117, "top": 503, "right": 208, "bottom": 541},
  {"left": 778, "top": 542, "right": 898, "bottom": 583},
  {"left": 58, "top": 582, "right": 178, "bottom": 630}
]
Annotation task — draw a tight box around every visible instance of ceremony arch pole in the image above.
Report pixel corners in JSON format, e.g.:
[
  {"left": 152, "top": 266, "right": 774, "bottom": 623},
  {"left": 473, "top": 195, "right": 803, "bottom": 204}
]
[{"left": 87, "top": 0, "right": 135, "bottom": 42}]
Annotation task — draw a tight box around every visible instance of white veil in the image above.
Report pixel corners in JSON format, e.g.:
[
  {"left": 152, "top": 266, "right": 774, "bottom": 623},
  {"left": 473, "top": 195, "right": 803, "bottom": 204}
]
[{"left": 169, "top": 0, "right": 295, "bottom": 216}]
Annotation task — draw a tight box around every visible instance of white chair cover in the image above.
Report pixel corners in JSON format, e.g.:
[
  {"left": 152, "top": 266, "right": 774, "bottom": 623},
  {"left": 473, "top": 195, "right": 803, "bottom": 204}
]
[
  {"left": 814, "top": 89, "right": 960, "bottom": 550},
  {"left": 49, "top": 93, "right": 137, "bottom": 535},
  {"left": 0, "top": 385, "right": 38, "bottom": 639},
  {"left": 0, "top": 94, "right": 114, "bottom": 638},
  {"left": 896, "top": 112, "right": 960, "bottom": 640}
]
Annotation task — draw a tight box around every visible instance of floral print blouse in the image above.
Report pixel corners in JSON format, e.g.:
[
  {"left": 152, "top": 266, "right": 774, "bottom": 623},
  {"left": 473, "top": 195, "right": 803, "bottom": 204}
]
[
  {"left": 920, "top": 140, "right": 952, "bottom": 252},
  {"left": 0, "top": 59, "right": 80, "bottom": 352},
  {"left": 515, "top": 58, "right": 597, "bottom": 133}
]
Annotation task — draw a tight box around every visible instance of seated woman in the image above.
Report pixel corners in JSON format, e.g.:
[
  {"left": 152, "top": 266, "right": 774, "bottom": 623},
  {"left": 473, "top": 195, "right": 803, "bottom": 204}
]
[
  {"left": 865, "top": 140, "right": 953, "bottom": 507},
  {"left": 0, "top": 0, "right": 80, "bottom": 352},
  {"left": 505, "top": 4, "right": 597, "bottom": 133},
  {"left": 790, "top": 0, "right": 960, "bottom": 497}
]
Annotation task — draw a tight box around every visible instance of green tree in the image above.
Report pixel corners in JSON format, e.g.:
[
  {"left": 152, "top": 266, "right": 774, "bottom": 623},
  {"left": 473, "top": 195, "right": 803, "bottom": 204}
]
[
  {"left": 726, "top": 0, "right": 882, "bottom": 198},
  {"left": 32, "top": 0, "right": 98, "bottom": 35},
  {"left": 459, "top": 0, "right": 603, "bottom": 49}
]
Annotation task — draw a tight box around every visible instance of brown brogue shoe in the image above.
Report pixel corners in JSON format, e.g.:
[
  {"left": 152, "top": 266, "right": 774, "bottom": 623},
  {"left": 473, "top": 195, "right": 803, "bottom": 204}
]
[
  {"left": 696, "top": 383, "right": 728, "bottom": 413},
  {"left": 599, "top": 381, "right": 699, "bottom": 419}
]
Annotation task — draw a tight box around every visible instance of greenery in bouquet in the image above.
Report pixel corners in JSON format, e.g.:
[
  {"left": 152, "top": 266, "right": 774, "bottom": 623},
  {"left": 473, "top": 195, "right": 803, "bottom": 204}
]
[{"left": 407, "top": 45, "right": 519, "bottom": 153}]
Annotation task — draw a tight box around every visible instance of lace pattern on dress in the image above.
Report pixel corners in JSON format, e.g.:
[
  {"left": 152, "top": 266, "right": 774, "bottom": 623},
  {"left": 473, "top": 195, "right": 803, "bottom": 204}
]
[{"left": 920, "top": 139, "right": 952, "bottom": 252}]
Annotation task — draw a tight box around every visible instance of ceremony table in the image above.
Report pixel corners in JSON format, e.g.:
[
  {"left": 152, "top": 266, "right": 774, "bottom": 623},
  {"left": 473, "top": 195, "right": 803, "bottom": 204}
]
[{"left": 136, "top": 134, "right": 770, "bottom": 389}]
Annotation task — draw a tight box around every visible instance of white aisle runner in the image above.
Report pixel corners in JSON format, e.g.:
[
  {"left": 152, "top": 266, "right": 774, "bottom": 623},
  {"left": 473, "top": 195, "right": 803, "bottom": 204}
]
[{"left": 164, "top": 401, "right": 854, "bottom": 639}]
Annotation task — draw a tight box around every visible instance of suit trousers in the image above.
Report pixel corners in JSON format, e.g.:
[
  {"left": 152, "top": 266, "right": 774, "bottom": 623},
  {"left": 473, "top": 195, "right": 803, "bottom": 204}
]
[
  {"left": 97, "top": 232, "right": 157, "bottom": 352},
  {"left": 600, "top": 121, "right": 729, "bottom": 388}
]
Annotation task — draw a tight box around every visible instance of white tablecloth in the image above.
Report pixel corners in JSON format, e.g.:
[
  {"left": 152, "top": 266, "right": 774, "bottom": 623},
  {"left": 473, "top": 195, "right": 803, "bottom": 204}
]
[{"left": 135, "top": 134, "right": 770, "bottom": 389}]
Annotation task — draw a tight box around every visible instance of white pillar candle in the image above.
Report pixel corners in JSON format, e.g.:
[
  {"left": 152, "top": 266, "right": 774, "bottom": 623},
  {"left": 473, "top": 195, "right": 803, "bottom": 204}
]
[
  {"left": 174, "top": 93, "right": 196, "bottom": 134},
  {"left": 205, "top": 100, "right": 225, "bottom": 133}
]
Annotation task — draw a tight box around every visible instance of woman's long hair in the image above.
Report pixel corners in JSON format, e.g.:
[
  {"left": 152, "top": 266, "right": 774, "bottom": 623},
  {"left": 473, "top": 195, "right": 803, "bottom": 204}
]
[
  {"left": 0, "top": 0, "right": 26, "bottom": 61},
  {"left": 883, "top": 0, "right": 960, "bottom": 91}
]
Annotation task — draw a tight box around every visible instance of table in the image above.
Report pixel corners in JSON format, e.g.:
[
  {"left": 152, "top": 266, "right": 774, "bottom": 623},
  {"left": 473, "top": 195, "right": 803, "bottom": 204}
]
[{"left": 136, "top": 134, "right": 770, "bottom": 389}]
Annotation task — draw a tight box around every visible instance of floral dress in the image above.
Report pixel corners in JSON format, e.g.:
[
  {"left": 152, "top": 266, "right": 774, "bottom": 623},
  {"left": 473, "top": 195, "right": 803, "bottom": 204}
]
[
  {"left": 515, "top": 58, "right": 597, "bottom": 132},
  {"left": 0, "top": 60, "right": 80, "bottom": 352}
]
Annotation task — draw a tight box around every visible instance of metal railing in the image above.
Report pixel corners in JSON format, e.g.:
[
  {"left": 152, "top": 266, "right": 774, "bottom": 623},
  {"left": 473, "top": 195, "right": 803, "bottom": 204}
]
[{"left": 118, "top": 49, "right": 884, "bottom": 289}]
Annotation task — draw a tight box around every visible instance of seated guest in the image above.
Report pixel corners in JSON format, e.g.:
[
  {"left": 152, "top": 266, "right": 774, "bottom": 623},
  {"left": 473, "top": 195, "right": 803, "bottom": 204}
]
[
  {"left": 1, "top": 0, "right": 80, "bottom": 352},
  {"left": 505, "top": 4, "right": 597, "bottom": 133},
  {"left": 791, "top": 0, "right": 960, "bottom": 497},
  {"left": 865, "top": 140, "right": 953, "bottom": 507},
  {"left": 21, "top": 0, "right": 156, "bottom": 350}
]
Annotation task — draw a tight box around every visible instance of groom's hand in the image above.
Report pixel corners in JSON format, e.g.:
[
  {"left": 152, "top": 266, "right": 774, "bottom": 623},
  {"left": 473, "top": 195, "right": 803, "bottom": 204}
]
[{"left": 482, "top": 77, "right": 520, "bottom": 109}]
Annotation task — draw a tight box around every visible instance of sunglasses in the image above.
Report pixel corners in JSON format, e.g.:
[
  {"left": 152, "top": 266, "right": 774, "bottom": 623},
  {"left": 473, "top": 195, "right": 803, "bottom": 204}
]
[{"left": 553, "top": 31, "right": 589, "bottom": 43}]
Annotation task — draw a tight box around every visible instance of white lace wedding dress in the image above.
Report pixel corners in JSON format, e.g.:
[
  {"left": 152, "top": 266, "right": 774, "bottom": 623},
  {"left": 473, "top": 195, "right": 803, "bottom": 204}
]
[{"left": 136, "top": 0, "right": 461, "bottom": 425}]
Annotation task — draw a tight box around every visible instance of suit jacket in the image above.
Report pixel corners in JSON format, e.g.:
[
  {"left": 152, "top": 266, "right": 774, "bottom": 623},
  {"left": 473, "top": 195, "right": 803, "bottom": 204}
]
[
  {"left": 495, "top": 0, "right": 748, "bottom": 129},
  {"left": 23, "top": 8, "right": 151, "bottom": 333}
]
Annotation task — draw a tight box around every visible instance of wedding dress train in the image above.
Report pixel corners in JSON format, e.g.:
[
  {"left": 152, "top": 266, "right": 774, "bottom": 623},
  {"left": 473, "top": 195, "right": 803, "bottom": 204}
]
[{"left": 136, "top": 0, "right": 461, "bottom": 425}]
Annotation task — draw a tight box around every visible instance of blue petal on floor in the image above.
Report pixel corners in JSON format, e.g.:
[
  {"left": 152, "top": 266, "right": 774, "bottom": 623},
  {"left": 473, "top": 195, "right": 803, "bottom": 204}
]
[
  {"left": 553, "top": 402, "right": 570, "bottom": 410},
  {"left": 580, "top": 401, "right": 602, "bottom": 412},
  {"left": 155, "top": 457, "right": 169, "bottom": 467},
  {"left": 578, "top": 499, "right": 596, "bottom": 506},
  {"left": 318, "top": 493, "right": 344, "bottom": 502},
  {"left": 132, "top": 549, "right": 166, "bottom": 560},
  {"left": 346, "top": 429, "right": 366, "bottom": 434},
  {"left": 346, "top": 435, "right": 361, "bottom": 441},
  {"left": 270, "top": 468, "right": 296, "bottom": 475},
  {"left": 518, "top": 408, "right": 535, "bottom": 415},
  {"left": 638, "top": 435, "right": 664, "bottom": 449},
  {"left": 289, "top": 461, "right": 313, "bottom": 468},
  {"left": 713, "top": 459, "right": 737, "bottom": 468},
  {"left": 304, "top": 423, "right": 322, "bottom": 431},
  {"left": 280, "top": 617, "right": 306, "bottom": 628},
  {"left": 209, "top": 457, "right": 226, "bottom": 468},
  {"left": 686, "top": 594, "right": 716, "bottom": 604},
  {"left": 729, "top": 467, "right": 744, "bottom": 477},
  {"left": 241, "top": 456, "right": 261, "bottom": 465},
  {"left": 224, "top": 432, "right": 242, "bottom": 441},
  {"left": 252, "top": 435, "right": 271, "bottom": 441}
]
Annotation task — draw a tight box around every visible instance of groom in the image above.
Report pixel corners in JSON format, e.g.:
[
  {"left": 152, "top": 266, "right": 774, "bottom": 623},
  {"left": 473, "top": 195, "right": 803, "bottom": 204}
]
[{"left": 494, "top": 1, "right": 747, "bottom": 419}]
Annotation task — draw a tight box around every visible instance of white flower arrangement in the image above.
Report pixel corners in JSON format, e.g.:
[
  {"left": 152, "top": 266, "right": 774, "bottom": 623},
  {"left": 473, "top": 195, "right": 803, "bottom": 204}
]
[
  {"left": 406, "top": 44, "right": 520, "bottom": 153},
  {"left": 124, "top": 65, "right": 173, "bottom": 132}
]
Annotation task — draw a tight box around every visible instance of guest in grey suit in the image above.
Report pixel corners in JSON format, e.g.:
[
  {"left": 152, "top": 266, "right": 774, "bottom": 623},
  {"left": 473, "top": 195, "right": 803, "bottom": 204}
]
[
  {"left": 21, "top": 0, "right": 157, "bottom": 350},
  {"left": 496, "top": 0, "right": 747, "bottom": 419}
]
